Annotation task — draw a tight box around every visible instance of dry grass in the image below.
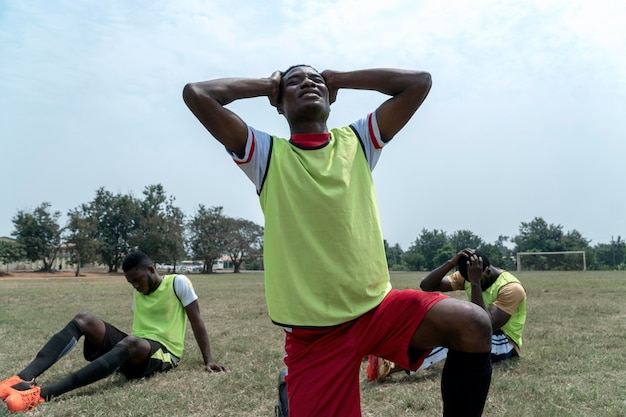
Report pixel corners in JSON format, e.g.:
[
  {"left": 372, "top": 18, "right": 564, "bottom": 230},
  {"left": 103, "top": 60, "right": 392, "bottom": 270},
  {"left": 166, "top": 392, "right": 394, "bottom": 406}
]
[{"left": 1, "top": 270, "right": 626, "bottom": 416}]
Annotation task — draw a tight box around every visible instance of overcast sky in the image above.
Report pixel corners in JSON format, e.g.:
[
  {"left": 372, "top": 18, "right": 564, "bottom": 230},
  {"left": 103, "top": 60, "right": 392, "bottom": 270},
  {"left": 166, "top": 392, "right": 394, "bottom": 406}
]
[{"left": 1, "top": 0, "right": 625, "bottom": 250}]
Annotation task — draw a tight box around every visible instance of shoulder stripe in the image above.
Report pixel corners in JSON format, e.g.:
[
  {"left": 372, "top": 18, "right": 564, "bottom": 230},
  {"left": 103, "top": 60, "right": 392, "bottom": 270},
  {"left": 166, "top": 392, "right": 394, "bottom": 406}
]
[
  {"left": 368, "top": 113, "right": 384, "bottom": 149},
  {"left": 234, "top": 129, "right": 256, "bottom": 165}
]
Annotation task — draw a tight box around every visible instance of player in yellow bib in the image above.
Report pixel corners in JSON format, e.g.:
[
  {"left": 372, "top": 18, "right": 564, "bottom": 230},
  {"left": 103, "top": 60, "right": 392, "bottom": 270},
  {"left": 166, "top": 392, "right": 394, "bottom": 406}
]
[
  {"left": 370, "top": 248, "right": 526, "bottom": 380},
  {"left": 0, "top": 252, "right": 227, "bottom": 412},
  {"left": 184, "top": 65, "right": 492, "bottom": 416}
]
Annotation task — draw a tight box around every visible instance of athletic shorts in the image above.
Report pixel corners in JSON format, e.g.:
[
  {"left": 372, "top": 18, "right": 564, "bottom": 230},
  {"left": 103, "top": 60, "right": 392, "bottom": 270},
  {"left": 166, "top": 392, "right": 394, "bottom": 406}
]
[
  {"left": 83, "top": 321, "right": 178, "bottom": 380},
  {"left": 283, "top": 289, "right": 447, "bottom": 417},
  {"left": 490, "top": 330, "right": 517, "bottom": 362}
]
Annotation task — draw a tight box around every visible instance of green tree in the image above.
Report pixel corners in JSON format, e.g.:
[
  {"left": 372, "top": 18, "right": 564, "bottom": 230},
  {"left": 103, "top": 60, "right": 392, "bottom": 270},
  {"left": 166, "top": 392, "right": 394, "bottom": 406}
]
[
  {"left": 65, "top": 207, "right": 99, "bottom": 277},
  {"left": 131, "top": 184, "right": 186, "bottom": 268},
  {"left": 401, "top": 250, "right": 425, "bottom": 271},
  {"left": 512, "top": 217, "right": 564, "bottom": 270},
  {"left": 0, "top": 239, "right": 26, "bottom": 274},
  {"left": 480, "top": 235, "right": 515, "bottom": 270},
  {"left": 11, "top": 202, "right": 62, "bottom": 271},
  {"left": 448, "top": 230, "right": 484, "bottom": 252},
  {"left": 513, "top": 217, "right": 565, "bottom": 254},
  {"left": 384, "top": 240, "right": 404, "bottom": 270},
  {"left": 495, "top": 235, "right": 514, "bottom": 257},
  {"left": 593, "top": 244, "right": 613, "bottom": 270},
  {"left": 245, "top": 241, "right": 264, "bottom": 270},
  {"left": 480, "top": 245, "right": 511, "bottom": 270},
  {"left": 407, "top": 229, "right": 448, "bottom": 270},
  {"left": 187, "top": 205, "right": 229, "bottom": 273},
  {"left": 84, "top": 188, "right": 141, "bottom": 272},
  {"left": 223, "top": 217, "right": 263, "bottom": 273},
  {"left": 594, "top": 236, "right": 625, "bottom": 270},
  {"left": 434, "top": 243, "right": 456, "bottom": 267},
  {"left": 560, "top": 229, "right": 591, "bottom": 270},
  {"left": 513, "top": 217, "right": 591, "bottom": 270},
  {"left": 561, "top": 230, "right": 589, "bottom": 251}
]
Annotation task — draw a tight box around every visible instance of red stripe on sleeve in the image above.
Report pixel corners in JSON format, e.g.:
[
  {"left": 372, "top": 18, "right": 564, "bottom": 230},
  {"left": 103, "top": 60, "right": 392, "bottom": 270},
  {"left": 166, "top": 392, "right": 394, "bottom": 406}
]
[
  {"left": 368, "top": 113, "right": 383, "bottom": 149},
  {"left": 234, "top": 130, "right": 256, "bottom": 165}
]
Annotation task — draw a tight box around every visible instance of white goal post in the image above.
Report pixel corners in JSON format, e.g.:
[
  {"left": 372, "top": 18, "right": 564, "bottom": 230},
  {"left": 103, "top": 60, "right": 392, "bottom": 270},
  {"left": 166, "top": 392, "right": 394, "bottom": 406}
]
[{"left": 516, "top": 251, "right": 586, "bottom": 272}]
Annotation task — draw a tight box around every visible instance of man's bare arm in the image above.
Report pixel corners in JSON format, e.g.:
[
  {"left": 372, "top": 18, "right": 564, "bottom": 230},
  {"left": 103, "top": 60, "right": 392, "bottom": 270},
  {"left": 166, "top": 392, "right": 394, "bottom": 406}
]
[
  {"left": 321, "top": 68, "right": 432, "bottom": 142},
  {"left": 420, "top": 248, "right": 473, "bottom": 292},
  {"left": 182, "top": 73, "right": 280, "bottom": 157},
  {"left": 184, "top": 300, "right": 228, "bottom": 372}
]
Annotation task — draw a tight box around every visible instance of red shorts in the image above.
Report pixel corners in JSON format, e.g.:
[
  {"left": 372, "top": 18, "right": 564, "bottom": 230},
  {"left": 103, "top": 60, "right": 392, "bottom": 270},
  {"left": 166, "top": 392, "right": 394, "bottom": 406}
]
[{"left": 283, "top": 289, "right": 447, "bottom": 417}]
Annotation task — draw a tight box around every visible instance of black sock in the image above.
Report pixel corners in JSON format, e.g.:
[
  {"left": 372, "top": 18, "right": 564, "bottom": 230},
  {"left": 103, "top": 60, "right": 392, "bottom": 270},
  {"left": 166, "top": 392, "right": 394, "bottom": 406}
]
[
  {"left": 40, "top": 343, "right": 130, "bottom": 401},
  {"left": 441, "top": 350, "right": 492, "bottom": 417},
  {"left": 18, "top": 320, "right": 82, "bottom": 381}
]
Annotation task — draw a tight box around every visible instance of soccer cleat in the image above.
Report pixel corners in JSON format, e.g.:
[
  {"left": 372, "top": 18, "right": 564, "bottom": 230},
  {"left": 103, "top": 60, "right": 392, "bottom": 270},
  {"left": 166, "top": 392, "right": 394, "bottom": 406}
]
[
  {"left": 5, "top": 385, "right": 45, "bottom": 412},
  {"left": 366, "top": 355, "right": 395, "bottom": 382},
  {"left": 0, "top": 375, "right": 33, "bottom": 400}
]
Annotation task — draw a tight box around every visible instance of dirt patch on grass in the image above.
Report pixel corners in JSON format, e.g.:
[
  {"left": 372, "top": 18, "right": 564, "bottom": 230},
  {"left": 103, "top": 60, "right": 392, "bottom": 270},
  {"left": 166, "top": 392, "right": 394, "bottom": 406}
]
[{"left": 0, "top": 270, "right": 121, "bottom": 279}]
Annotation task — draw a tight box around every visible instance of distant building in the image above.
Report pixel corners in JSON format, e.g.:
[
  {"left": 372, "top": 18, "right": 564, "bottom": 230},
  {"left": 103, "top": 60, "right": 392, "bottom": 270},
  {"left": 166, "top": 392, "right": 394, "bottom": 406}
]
[{"left": 0, "top": 236, "right": 37, "bottom": 272}]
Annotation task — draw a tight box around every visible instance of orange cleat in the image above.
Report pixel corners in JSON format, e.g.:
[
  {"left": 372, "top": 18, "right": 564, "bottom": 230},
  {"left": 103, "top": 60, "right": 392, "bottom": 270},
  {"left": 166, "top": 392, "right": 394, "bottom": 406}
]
[
  {"left": 0, "top": 375, "right": 32, "bottom": 400},
  {"left": 5, "top": 385, "right": 45, "bottom": 412}
]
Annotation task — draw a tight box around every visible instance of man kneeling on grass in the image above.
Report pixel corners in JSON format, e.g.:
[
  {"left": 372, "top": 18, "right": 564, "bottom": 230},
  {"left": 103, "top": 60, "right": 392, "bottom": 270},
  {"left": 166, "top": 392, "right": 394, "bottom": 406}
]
[
  {"left": 367, "top": 248, "right": 527, "bottom": 381},
  {"left": 0, "top": 251, "right": 228, "bottom": 413}
]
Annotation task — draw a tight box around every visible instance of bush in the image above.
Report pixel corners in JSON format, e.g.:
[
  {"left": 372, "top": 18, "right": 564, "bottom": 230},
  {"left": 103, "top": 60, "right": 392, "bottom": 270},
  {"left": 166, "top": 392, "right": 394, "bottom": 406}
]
[{"left": 390, "top": 264, "right": 407, "bottom": 271}]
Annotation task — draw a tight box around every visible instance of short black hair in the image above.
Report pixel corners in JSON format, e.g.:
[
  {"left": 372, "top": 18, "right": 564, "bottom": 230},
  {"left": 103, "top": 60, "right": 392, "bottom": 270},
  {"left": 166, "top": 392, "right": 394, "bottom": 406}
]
[
  {"left": 457, "top": 250, "right": 491, "bottom": 280},
  {"left": 282, "top": 64, "right": 320, "bottom": 78},
  {"left": 122, "top": 251, "right": 153, "bottom": 272}
]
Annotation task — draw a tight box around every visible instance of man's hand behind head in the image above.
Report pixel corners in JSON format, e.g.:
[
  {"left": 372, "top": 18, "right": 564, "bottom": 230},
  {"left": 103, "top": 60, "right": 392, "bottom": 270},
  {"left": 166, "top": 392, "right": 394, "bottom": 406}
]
[
  {"left": 321, "top": 69, "right": 338, "bottom": 104},
  {"left": 268, "top": 70, "right": 282, "bottom": 108}
]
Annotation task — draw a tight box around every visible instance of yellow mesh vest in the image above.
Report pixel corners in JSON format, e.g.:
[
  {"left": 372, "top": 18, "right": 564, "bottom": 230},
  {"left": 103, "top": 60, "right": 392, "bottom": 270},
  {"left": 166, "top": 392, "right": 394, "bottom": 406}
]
[
  {"left": 464, "top": 271, "right": 526, "bottom": 348},
  {"left": 132, "top": 275, "right": 187, "bottom": 358},
  {"left": 260, "top": 126, "right": 391, "bottom": 327}
]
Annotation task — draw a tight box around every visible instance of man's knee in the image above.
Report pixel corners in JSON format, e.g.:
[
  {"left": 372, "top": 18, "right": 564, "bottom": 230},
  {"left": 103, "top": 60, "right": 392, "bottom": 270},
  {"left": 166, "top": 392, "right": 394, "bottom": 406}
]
[
  {"left": 414, "top": 299, "right": 492, "bottom": 352},
  {"left": 72, "top": 312, "right": 98, "bottom": 332},
  {"left": 119, "top": 335, "right": 143, "bottom": 349},
  {"left": 461, "top": 305, "right": 492, "bottom": 352},
  {"left": 119, "top": 336, "right": 151, "bottom": 358}
]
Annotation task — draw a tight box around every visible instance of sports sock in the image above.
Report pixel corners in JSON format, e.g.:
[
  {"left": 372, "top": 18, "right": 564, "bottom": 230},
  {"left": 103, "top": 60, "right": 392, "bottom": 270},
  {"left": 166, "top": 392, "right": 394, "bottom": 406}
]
[
  {"left": 18, "top": 320, "right": 82, "bottom": 381},
  {"left": 40, "top": 343, "right": 130, "bottom": 401},
  {"left": 440, "top": 350, "right": 492, "bottom": 417}
]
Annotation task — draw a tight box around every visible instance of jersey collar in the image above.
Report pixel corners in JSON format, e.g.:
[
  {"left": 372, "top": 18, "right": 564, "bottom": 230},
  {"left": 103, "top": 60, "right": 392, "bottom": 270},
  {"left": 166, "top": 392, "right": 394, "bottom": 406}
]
[{"left": 290, "top": 132, "right": 331, "bottom": 149}]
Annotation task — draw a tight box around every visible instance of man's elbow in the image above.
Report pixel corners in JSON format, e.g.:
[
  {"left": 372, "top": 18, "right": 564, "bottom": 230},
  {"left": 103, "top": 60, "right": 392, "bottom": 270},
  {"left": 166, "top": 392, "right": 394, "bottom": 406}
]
[
  {"left": 414, "top": 72, "right": 432, "bottom": 94},
  {"left": 182, "top": 83, "right": 199, "bottom": 106},
  {"left": 422, "top": 71, "right": 432, "bottom": 85}
]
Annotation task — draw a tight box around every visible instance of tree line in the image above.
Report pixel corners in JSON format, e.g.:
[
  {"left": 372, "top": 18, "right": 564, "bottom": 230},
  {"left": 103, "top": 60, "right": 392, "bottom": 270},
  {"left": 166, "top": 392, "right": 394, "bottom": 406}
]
[
  {"left": 0, "top": 184, "right": 263, "bottom": 275},
  {"left": 1, "top": 184, "right": 624, "bottom": 275},
  {"left": 386, "top": 218, "right": 624, "bottom": 272}
]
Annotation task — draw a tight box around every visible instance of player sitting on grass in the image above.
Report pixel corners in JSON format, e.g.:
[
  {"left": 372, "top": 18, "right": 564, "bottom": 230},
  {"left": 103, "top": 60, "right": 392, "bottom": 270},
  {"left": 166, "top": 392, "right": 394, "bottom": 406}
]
[
  {"left": 0, "top": 251, "right": 228, "bottom": 413},
  {"left": 368, "top": 248, "right": 527, "bottom": 381}
]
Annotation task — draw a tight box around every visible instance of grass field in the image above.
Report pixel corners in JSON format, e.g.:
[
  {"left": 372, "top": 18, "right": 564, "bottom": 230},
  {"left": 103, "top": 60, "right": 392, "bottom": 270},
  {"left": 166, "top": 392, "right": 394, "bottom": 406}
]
[{"left": 1, "top": 270, "right": 626, "bottom": 416}]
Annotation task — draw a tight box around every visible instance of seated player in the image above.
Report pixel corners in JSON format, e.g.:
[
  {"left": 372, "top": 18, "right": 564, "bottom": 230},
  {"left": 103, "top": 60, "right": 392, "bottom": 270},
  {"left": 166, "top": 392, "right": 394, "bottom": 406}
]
[
  {"left": 368, "top": 248, "right": 526, "bottom": 381},
  {"left": 0, "top": 251, "right": 228, "bottom": 412}
]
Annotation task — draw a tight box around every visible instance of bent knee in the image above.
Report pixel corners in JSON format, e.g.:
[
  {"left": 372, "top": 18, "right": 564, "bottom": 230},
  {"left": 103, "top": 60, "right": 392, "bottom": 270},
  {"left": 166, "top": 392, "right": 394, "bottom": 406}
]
[
  {"left": 119, "top": 335, "right": 146, "bottom": 350},
  {"left": 413, "top": 298, "right": 492, "bottom": 352},
  {"left": 461, "top": 306, "right": 492, "bottom": 352},
  {"left": 119, "top": 336, "right": 152, "bottom": 358},
  {"left": 73, "top": 312, "right": 98, "bottom": 329},
  {"left": 429, "top": 299, "right": 492, "bottom": 352}
]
